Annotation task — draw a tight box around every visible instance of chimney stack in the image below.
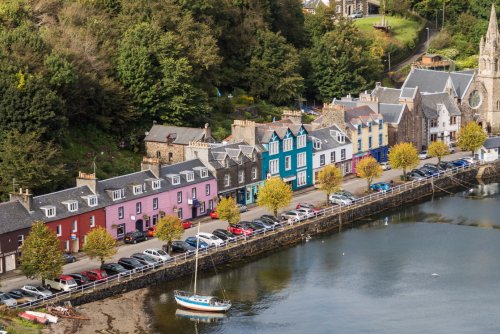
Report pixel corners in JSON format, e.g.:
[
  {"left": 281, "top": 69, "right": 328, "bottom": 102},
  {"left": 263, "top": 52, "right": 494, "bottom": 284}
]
[
  {"left": 10, "top": 187, "right": 34, "bottom": 212},
  {"left": 76, "top": 172, "right": 98, "bottom": 194},
  {"left": 203, "top": 123, "right": 211, "bottom": 142},
  {"left": 141, "top": 157, "right": 161, "bottom": 178}
]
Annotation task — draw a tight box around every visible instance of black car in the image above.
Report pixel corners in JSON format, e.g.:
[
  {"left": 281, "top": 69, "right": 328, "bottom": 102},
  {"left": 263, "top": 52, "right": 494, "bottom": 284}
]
[
  {"left": 118, "top": 257, "right": 146, "bottom": 271},
  {"left": 252, "top": 219, "right": 274, "bottom": 230},
  {"left": 424, "top": 163, "right": 443, "bottom": 172},
  {"left": 260, "top": 215, "right": 280, "bottom": 224},
  {"left": 212, "top": 229, "right": 237, "bottom": 241},
  {"left": 170, "top": 240, "right": 196, "bottom": 254},
  {"left": 131, "top": 253, "right": 161, "bottom": 266},
  {"left": 68, "top": 273, "right": 90, "bottom": 286},
  {"left": 101, "top": 263, "right": 128, "bottom": 276},
  {"left": 124, "top": 230, "right": 148, "bottom": 244},
  {"left": 246, "top": 221, "right": 266, "bottom": 231},
  {"left": 63, "top": 253, "right": 76, "bottom": 263},
  {"left": 7, "top": 289, "right": 37, "bottom": 302},
  {"left": 420, "top": 166, "right": 439, "bottom": 176},
  {"left": 438, "top": 161, "right": 455, "bottom": 170}
]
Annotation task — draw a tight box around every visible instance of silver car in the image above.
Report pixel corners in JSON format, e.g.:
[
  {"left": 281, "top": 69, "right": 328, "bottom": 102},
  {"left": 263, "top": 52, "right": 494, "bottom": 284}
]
[
  {"left": 281, "top": 210, "right": 307, "bottom": 222},
  {"left": 21, "top": 285, "right": 53, "bottom": 298},
  {"left": 0, "top": 292, "right": 17, "bottom": 307},
  {"left": 237, "top": 204, "right": 248, "bottom": 212},
  {"left": 329, "top": 194, "right": 353, "bottom": 205},
  {"left": 295, "top": 208, "right": 316, "bottom": 218}
]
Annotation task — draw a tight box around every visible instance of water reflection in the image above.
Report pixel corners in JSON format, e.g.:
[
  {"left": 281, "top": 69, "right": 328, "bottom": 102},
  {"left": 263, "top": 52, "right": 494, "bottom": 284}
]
[{"left": 175, "top": 309, "right": 227, "bottom": 323}]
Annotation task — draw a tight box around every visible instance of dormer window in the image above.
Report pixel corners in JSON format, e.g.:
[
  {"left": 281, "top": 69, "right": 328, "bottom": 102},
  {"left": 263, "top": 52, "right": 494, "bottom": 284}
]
[
  {"left": 167, "top": 174, "right": 181, "bottom": 185},
  {"left": 180, "top": 171, "right": 194, "bottom": 182},
  {"left": 112, "top": 189, "right": 124, "bottom": 201},
  {"left": 200, "top": 168, "right": 208, "bottom": 178},
  {"left": 336, "top": 132, "right": 345, "bottom": 144},
  {"left": 87, "top": 195, "right": 98, "bottom": 207},
  {"left": 152, "top": 179, "right": 161, "bottom": 190},
  {"left": 133, "top": 184, "right": 143, "bottom": 195},
  {"left": 41, "top": 206, "right": 56, "bottom": 218},
  {"left": 62, "top": 200, "right": 79, "bottom": 212},
  {"left": 313, "top": 139, "right": 321, "bottom": 150}
]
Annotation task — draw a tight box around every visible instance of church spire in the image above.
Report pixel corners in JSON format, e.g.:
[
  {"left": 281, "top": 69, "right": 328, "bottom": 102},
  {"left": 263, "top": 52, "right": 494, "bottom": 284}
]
[{"left": 487, "top": 4, "right": 499, "bottom": 44}]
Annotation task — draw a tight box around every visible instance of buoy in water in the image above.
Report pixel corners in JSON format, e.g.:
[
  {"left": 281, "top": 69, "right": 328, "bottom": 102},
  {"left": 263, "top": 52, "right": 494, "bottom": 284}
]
[{"left": 432, "top": 273, "right": 439, "bottom": 277}]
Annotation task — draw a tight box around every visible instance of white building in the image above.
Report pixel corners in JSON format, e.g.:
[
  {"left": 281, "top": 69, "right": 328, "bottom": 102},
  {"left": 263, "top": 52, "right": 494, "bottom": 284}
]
[
  {"left": 421, "top": 92, "right": 461, "bottom": 148},
  {"left": 476, "top": 137, "right": 500, "bottom": 162},
  {"left": 308, "top": 124, "right": 353, "bottom": 184}
]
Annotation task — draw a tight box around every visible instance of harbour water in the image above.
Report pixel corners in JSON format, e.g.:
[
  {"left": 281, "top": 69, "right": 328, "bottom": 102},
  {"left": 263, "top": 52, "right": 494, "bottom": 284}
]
[{"left": 146, "top": 182, "right": 500, "bottom": 333}]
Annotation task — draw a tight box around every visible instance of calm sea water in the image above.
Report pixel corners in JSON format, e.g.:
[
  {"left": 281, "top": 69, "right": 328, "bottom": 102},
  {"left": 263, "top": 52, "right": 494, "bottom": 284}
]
[{"left": 146, "top": 182, "right": 500, "bottom": 334}]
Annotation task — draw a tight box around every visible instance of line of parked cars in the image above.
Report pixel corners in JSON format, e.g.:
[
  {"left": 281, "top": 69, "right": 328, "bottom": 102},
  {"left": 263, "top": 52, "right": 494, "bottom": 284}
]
[{"left": 407, "top": 158, "right": 474, "bottom": 181}]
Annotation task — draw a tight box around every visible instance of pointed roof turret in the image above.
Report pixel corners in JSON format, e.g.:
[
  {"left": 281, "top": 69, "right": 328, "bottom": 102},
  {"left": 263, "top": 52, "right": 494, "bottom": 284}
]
[{"left": 487, "top": 4, "right": 499, "bottom": 45}]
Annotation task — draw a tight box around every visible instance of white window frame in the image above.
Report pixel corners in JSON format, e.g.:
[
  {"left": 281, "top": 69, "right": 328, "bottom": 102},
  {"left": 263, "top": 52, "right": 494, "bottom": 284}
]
[
  {"left": 87, "top": 195, "right": 98, "bottom": 207},
  {"left": 238, "top": 170, "right": 244, "bottom": 184},
  {"left": 112, "top": 190, "right": 122, "bottom": 201},
  {"left": 297, "top": 152, "right": 306, "bottom": 168},
  {"left": 341, "top": 149, "right": 346, "bottom": 160},
  {"left": 283, "top": 138, "right": 293, "bottom": 152},
  {"left": 171, "top": 175, "right": 180, "bottom": 185},
  {"left": 152, "top": 179, "right": 161, "bottom": 190},
  {"left": 17, "top": 235, "right": 24, "bottom": 248},
  {"left": 297, "top": 171, "right": 307, "bottom": 187},
  {"left": 186, "top": 172, "right": 194, "bottom": 182},
  {"left": 269, "top": 159, "right": 279, "bottom": 175},
  {"left": 69, "top": 202, "right": 78, "bottom": 212},
  {"left": 177, "top": 207, "right": 183, "bottom": 219},
  {"left": 65, "top": 240, "right": 70, "bottom": 252},
  {"left": 200, "top": 169, "right": 208, "bottom": 178},
  {"left": 177, "top": 191, "right": 182, "bottom": 204},
  {"left": 313, "top": 140, "right": 321, "bottom": 150},
  {"left": 320, "top": 154, "right": 325, "bottom": 166},
  {"left": 200, "top": 201, "right": 206, "bottom": 214},
  {"left": 297, "top": 135, "right": 306, "bottom": 149},
  {"left": 252, "top": 167, "right": 257, "bottom": 180},
  {"left": 331, "top": 151, "right": 336, "bottom": 163},
  {"left": 90, "top": 215, "right": 95, "bottom": 228},
  {"left": 118, "top": 206, "right": 124, "bottom": 219},
  {"left": 224, "top": 174, "right": 231, "bottom": 187},
  {"left": 42, "top": 206, "right": 56, "bottom": 218},
  {"left": 269, "top": 141, "right": 279, "bottom": 155},
  {"left": 136, "top": 202, "right": 142, "bottom": 214},
  {"left": 72, "top": 220, "right": 77, "bottom": 233},
  {"left": 56, "top": 224, "right": 62, "bottom": 236},
  {"left": 205, "top": 184, "right": 211, "bottom": 196},
  {"left": 285, "top": 156, "right": 291, "bottom": 171},
  {"left": 153, "top": 197, "right": 158, "bottom": 210},
  {"left": 337, "top": 133, "right": 345, "bottom": 143},
  {"left": 192, "top": 187, "right": 197, "bottom": 199},
  {"left": 133, "top": 185, "right": 143, "bottom": 195}
]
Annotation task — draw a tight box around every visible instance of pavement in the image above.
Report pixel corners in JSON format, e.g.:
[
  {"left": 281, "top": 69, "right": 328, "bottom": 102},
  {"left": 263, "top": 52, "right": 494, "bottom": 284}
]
[{"left": 0, "top": 151, "right": 469, "bottom": 292}]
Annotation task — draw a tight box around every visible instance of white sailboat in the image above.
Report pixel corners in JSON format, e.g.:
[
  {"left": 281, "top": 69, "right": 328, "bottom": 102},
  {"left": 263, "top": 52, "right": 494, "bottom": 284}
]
[{"left": 174, "top": 224, "right": 231, "bottom": 312}]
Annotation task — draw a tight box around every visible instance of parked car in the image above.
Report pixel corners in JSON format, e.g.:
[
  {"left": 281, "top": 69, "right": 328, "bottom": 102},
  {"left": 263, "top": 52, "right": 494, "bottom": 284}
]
[
  {"left": 329, "top": 194, "right": 353, "bottom": 205},
  {"left": 132, "top": 253, "right": 161, "bottom": 266},
  {"left": 246, "top": 221, "right": 267, "bottom": 231},
  {"left": 146, "top": 226, "right": 157, "bottom": 237},
  {"left": 461, "top": 156, "right": 476, "bottom": 164},
  {"left": 296, "top": 203, "right": 321, "bottom": 212},
  {"left": 423, "top": 163, "right": 442, "bottom": 173},
  {"left": 260, "top": 215, "right": 280, "bottom": 225},
  {"left": 419, "top": 151, "right": 429, "bottom": 160},
  {"left": 21, "top": 285, "right": 53, "bottom": 298},
  {"left": 45, "top": 275, "right": 78, "bottom": 292},
  {"left": 419, "top": 166, "right": 440, "bottom": 177},
  {"left": 170, "top": 240, "right": 196, "bottom": 254},
  {"left": 212, "top": 229, "right": 237, "bottom": 242},
  {"left": 81, "top": 269, "right": 109, "bottom": 281},
  {"left": 100, "top": 263, "right": 128, "bottom": 276},
  {"left": 67, "top": 273, "right": 90, "bottom": 286},
  {"left": 380, "top": 162, "right": 391, "bottom": 171},
  {"left": 407, "top": 170, "right": 427, "bottom": 181},
  {"left": 280, "top": 210, "right": 307, "bottom": 221},
  {"left": 252, "top": 219, "right": 275, "bottom": 230},
  {"left": 450, "top": 159, "right": 468, "bottom": 167},
  {"left": 296, "top": 207, "right": 317, "bottom": 218},
  {"left": 209, "top": 210, "right": 219, "bottom": 219},
  {"left": 185, "top": 237, "right": 210, "bottom": 249},
  {"left": 237, "top": 203, "right": 248, "bottom": 213},
  {"left": 7, "top": 289, "right": 37, "bottom": 303},
  {"left": 118, "top": 257, "right": 146, "bottom": 271},
  {"left": 63, "top": 252, "right": 77, "bottom": 263},
  {"left": 349, "top": 10, "right": 363, "bottom": 18},
  {"left": 144, "top": 248, "right": 172, "bottom": 262},
  {"left": 370, "top": 182, "right": 391, "bottom": 192},
  {"left": 182, "top": 220, "right": 194, "bottom": 229},
  {"left": 196, "top": 232, "right": 224, "bottom": 247},
  {"left": 124, "top": 230, "right": 148, "bottom": 244},
  {"left": 438, "top": 161, "right": 455, "bottom": 170},
  {"left": 227, "top": 223, "right": 253, "bottom": 236},
  {"left": 335, "top": 190, "right": 358, "bottom": 202},
  {"left": 0, "top": 293, "right": 17, "bottom": 307}
]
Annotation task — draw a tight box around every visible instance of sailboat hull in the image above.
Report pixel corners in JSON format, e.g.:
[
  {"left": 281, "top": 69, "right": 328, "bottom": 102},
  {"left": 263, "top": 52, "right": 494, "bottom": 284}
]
[{"left": 174, "top": 293, "right": 231, "bottom": 312}]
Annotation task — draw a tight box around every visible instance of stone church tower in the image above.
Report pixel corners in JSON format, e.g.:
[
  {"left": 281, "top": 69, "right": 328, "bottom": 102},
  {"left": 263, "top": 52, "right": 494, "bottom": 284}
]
[{"left": 466, "top": 4, "right": 500, "bottom": 133}]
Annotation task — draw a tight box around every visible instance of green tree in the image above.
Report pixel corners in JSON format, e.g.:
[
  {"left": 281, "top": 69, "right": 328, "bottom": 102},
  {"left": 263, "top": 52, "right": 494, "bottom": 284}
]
[
  {"left": 357, "top": 156, "right": 383, "bottom": 191},
  {"left": 155, "top": 215, "right": 185, "bottom": 253},
  {"left": 0, "top": 130, "right": 65, "bottom": 198},
  {"left": 388, "top": 142, "right": 419, "bottom": 180},
  {"left": 317, "top": 165, "right": 343, "bottom": 204},
  {"left": 257, "top": 177, "right": 293, "bottom": 217},
  {"left": 428, "top": 141, "right": 449, "bottom": 163},
  {"left": 457, "top": 122, "right": 487, "bottom": 156},
  {"left": 216, "top": 197, "right": 241, "bottom": 225},
  {"left": 83, "top": 227, "right": 117, "bottom": 265},
  {"left": 20, "top": 221, "right": 65, "bottom": 285}
]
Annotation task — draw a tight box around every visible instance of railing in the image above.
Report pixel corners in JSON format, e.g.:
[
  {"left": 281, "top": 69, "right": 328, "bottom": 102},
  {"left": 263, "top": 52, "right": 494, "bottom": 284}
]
[{"left": 15, "top": 161, "right": 482, "bottom": 310}]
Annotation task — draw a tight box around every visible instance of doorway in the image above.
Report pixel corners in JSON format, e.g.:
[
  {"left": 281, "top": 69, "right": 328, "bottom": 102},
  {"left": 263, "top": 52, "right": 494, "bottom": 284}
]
[
  {"left": 135, "top": 219, "right": 143, "bottom": 232},
  {"left": 72, "top": 238, "right": 79, "bottom": 253},
  {"left": 192, "top": 206, "right": 197, "bottom": 219}
]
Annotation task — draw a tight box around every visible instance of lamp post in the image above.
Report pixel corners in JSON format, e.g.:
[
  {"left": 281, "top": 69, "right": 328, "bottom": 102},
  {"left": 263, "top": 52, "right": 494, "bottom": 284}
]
[{"left": 426, "top": 27, "right": 430, "bottom": 51}]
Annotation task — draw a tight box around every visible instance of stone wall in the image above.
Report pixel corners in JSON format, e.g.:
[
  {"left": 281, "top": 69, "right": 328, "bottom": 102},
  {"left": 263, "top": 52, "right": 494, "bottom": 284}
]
[
  {"left": 52, "top": 164, "right": 498, "bottom": 308},
  {"left": 145, "top": 141, "right": 185, "bottom": 165}
]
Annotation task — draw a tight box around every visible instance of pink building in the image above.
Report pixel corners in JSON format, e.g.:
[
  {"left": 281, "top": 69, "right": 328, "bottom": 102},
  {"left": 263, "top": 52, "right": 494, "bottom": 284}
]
[{"left": 100, "top": 158, "right": 217, "bottom": 239}]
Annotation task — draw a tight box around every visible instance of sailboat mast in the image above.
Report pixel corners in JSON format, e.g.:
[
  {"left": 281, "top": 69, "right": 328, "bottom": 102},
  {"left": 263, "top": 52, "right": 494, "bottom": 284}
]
[{"left": 194, "top": 222, "right": 200, "bottom": 295}]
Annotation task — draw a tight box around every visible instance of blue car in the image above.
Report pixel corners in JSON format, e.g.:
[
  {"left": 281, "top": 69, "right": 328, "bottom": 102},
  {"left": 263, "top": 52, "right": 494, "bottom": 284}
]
[
  {"left": 370, "top": 182, "right": 391, "bottom": 192},
  {"left": 185, "top": 237, "right": 209, "bottom": 249},
  {"left": 450, "top": 159, "right": 467, "bottom": 168}
]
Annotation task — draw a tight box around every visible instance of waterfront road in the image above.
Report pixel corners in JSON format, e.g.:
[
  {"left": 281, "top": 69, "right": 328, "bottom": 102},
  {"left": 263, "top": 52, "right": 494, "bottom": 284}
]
[{"left": 1, "top": 152, "right": 469, "bottom": 291}]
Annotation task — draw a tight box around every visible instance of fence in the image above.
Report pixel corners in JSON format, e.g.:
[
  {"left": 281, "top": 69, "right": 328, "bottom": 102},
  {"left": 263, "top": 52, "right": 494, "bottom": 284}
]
[{"left": 15, "top": 161, "right": 482, "bottom": 310}]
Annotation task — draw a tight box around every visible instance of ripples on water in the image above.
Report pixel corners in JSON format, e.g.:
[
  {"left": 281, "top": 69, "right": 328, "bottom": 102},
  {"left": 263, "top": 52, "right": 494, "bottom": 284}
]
[{"left": 146, "top": 182, "right": 500, "bottom": 334}]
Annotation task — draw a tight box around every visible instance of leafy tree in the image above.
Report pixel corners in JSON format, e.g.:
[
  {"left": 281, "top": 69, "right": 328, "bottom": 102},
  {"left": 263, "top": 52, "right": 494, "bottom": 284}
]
[
  {"left": 0, "top": 130, "right": 65, "bottom": 198},
  {"left": 257, "top": 177, "right": 293, "bottom": 217},
  {"left": 44, "top": 52, "right": 78, "bottom": 90},
  {"left": 357, "top": 156, "right": 382, "bottom": 191},
  {"left": 20, "top": 221, "right": 65, "bottom": 285},
  {"left": 83, "top": 227, "right": 117, "bottom": 265},
  {"left": 428, "top": 141, "right": 449, "bottom": 163},
  {"left": 216, "top": 197, "right": 240, "bottom": 225},
  {"left": 155, "top": 215, "right": 185, "bottom": 252},
  {"left": 247, "top": 29, "right": 304, "bottom": 105},
  {"left": 317, "top": 165, "right": 343, "bottom": 204},
  {"left": 388, "top": 142, "right": 419, "bottom": 180},
  {"left": 457, "top": 122, "right": 487, "bottom": 156}
]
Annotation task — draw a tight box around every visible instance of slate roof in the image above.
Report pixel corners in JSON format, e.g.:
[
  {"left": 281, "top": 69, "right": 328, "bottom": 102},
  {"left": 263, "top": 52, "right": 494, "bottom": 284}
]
[
  {"left": 400, "top": 87, "right": 418, "bottom": 99},
  {"left": 421, "top": 93, "right": 461, "bottom": 119},
  {"left": 208, "top": 141, "right": 261, "bottom": 170},
  {"left": 484, "top": 137, "right": 500, "bottom": 149},
  {"left": 379, "top": 104, "right": 406, "bottom": 124},
  {"left": 401, "top": 68, "right": 474, "bottom": 100},
  {"left": 0, "top": 201, "right": 32, "bottom": 234},
  {"left": 254, "top": 122, "right": 308, "bottom": 144},
  {"left": 344, "top": 105, "right": 383, "bottom": 130},
  {"left": 371, "top": 86, "right": 401, "bottom": 104},
  {"left": 144, "top": 124, "right": 212, "bottom": 145},
  {"left": 308, "top": 125, "right": 352, "bottom": 152}
]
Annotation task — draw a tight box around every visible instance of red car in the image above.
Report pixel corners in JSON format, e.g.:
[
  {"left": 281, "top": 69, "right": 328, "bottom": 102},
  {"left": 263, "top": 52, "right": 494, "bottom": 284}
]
[
  {"left": 296, "top": 203, "right": 321, "bottom": 212},
  {"left": 182, "top": 220, "right": 193, "bottom": 229},
  {"left": 210, "top": 210, "right": 219, "bottom": 219},
  {"left": 147, "top": 226, "right": 157, "bottom": 237},
  {"left": 81, "top": 269, "right": 108, "bottom": 281},
  {"left": 227, "top": 223, "right": 253, "bottom": 236}
]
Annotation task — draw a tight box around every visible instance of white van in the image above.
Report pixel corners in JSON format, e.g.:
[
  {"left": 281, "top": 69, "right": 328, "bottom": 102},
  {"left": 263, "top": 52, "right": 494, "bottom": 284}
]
[{"left": 45, "top": 275, "right": 78, "bottom": 292}]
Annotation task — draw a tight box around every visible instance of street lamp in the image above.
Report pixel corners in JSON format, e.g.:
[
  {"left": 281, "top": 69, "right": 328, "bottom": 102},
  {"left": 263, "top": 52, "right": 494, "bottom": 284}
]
[{"left": 426, "top": 27, "right": 430, "bottom": 51}]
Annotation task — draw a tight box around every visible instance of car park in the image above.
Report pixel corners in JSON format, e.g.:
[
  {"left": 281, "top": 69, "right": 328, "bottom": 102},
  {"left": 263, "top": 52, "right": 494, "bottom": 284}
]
[
  {"left": 237, "top": 204, "right": 248, "bottom": 212},
  {"left": 81, "top": 269, "right": 109, "bottom": 281},
  {"left": 118, "top": 257, "right": 146, "bottom": 271},
  {"left": 144, "top": 248, "right": 172, "bottom": 262},
  {"left": 7, "top": 289, "right": 37, "bottom": 303},
  {"left": 0, "top": 293, "right": 17, "bottom": 307},
  {"left": 280, "top": 210, "right": 307, "bottom": 221},
  {"left": 419, "top": 151, "right": 429, "bottom": 160},
  {"left": 67, "top": 273, "right": 90, "bottom": 286},
  {"left": 227, "top": 223, "right": 253, "bottom": 236},
  {"left": 101, "top": 263, "right": 128, "bottom": 276},
  {"left": 132, "top": 253, "right": 161, "bottom": 266},
  {"left": 170, "top": 240, "right": 196, "bottom": 254},
  {"left": 329, "top": 194, "right": 353, "bottom": 205},
  {"left": 21, "top": 285, "right": 53, "bottom": 298},
  {"left": 196, "top": 232, "right": 224, "bottom": 247},
  {"left": 370, "top": 182, "right": 391, "bottom": 192},
  {"left": 124, "top": 230, "right": 148, "bottom": 244},
  {"left": 212, "top": 229, "right": 237, "bottom": 241},
  {"left": 63, "top": 253, "right": 77, "bottom": 263},
  {"left": 45, "top": 275, "right": 78, "bottom": 292},
  {"left": 185, "top": 237, "right": 210, "bottom": 249},
  {"left": 209, "top": 210, "right": 219, "bottom": 219},
  {"left": 296, "top": 203, "right": 321, "bottom": 212}
]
